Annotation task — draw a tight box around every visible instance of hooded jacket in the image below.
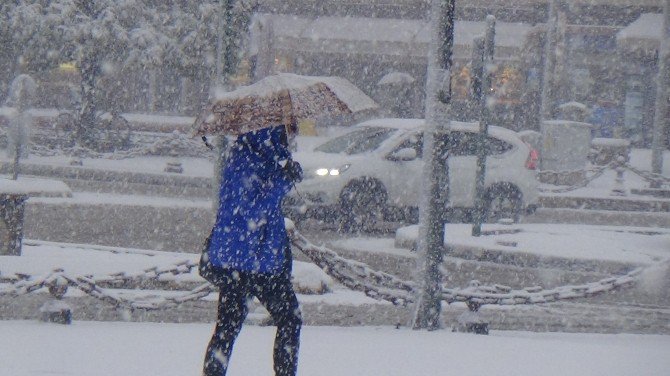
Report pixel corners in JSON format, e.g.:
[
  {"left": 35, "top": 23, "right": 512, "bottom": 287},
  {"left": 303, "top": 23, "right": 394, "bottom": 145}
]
[{"left": 208, "top": 125, "right": 295, "bottom": 274}]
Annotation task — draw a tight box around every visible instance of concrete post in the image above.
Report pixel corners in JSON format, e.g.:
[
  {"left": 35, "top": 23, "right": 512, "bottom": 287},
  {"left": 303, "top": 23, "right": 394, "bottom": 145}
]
[
  {"left": 412, "top": 0, "right": 456, "bottom": 330},
  {"left": 472, "top": 16, "right": 496, "bottom": 237},
  {"left": 651, "top": 0, "right": 669, "bottom": 187},
  {"left": 0, "top": 193, "right": 27, "bottom": 256}
]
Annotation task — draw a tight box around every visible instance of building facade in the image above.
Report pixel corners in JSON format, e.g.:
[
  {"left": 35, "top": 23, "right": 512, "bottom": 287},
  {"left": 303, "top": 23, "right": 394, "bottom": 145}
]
[{"left": 253, "top": 0, "right": 666, "bottom": 143}]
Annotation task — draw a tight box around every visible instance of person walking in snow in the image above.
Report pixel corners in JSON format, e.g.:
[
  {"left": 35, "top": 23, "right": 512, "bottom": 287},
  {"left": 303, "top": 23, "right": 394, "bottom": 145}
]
[{"left": 202, "top": 123, "right": 303, "bottom": 376}]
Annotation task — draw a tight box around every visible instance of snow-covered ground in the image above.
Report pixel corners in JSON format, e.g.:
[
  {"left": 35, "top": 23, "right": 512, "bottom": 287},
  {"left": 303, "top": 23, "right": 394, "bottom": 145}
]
[
  {"left": 392, "top": 223, "right": 670, "bottom": 265},
  {"left": 1, "top": 135, "right": 668, "bottom": 376},
  {"left": 6, "top": 222, "right": 668, "bottom": 283},
  {"left": 1, "top": 320, "right": 669, "bottom": 376}
]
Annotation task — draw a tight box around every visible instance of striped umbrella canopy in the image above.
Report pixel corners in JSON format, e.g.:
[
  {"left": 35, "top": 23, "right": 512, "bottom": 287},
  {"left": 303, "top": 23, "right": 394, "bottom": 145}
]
[{"left": 192, "top": 73, "right": 379, "bottom": 136}]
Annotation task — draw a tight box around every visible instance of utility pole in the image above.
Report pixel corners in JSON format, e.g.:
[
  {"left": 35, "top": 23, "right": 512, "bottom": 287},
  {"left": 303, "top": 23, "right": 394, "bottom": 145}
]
[
  {"left": 215, "top": 0, "right": 236, "bottom": 90},
  {"left": 651, "top": 0, "right": 669, "bottom": 187},
  {"left": 470, "top": 37, "right": 485, "bottom": 106},
  {"left": 540, "top": 0, "right": 558, "bottom": 123},
  {"left": 472, "top": 16, "right": 496, "bottom": 236},
  {"left": 412, "top": 0, "right": 456, "bottom": 330},
  {"left": 213, "top": 0, "right": 236, "bottom": 211}
]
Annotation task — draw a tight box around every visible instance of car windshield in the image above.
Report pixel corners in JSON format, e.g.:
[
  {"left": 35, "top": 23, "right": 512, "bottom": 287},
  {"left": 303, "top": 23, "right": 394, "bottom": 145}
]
[{"left": 314, "top": 126, "right": 396, "bottom": 155}]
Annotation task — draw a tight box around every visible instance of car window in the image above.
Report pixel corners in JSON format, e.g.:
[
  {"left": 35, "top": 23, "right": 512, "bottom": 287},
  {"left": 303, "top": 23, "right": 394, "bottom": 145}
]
[
  {"left": 447, "top": 131, "right": 479, "bottom": 156},
  {"left": 443, "top": 131, "right": 513, "bottom": 156},
  {"left": 314, "top": 126, "right": 396, "bottom": 155},
  {"left": 486, "top": 135, "right": 514, "bottom": 155},
  {"left": 389, "top": 132, "right": 423, "bottom": 159}
]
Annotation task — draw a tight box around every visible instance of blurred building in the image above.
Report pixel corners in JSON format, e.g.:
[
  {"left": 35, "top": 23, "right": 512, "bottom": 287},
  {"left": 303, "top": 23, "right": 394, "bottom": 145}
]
[
  {"left": 247, "top": 14, "right": 536, "bottom": 129},
  {"left": 5, "top": 0, "right": 665, "bottom": 146},
  {"left": 255, "top": 0, "right": 666, "bottom": 140},
  {"left": 616, "top": 13, "right": 667, "bottom": 146}
]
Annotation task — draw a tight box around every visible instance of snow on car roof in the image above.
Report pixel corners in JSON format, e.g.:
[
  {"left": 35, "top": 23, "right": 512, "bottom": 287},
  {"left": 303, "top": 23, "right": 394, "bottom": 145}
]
[
  {"left": 355, "top": 118, "right": 424, "bottom": 130},
  {"left": 355, "top": 118, "right": 521, "bottom": 141}
]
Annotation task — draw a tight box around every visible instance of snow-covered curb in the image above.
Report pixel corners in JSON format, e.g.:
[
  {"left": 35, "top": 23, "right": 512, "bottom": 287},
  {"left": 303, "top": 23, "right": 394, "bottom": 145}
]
[{"left": 395, "top": 223, "right": 670, "bottom": 270}]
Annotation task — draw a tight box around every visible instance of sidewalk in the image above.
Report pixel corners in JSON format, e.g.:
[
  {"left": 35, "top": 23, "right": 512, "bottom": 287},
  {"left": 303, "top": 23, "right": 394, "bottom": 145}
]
[{"left": 3, "top": 320, "right": 668, "bottom": 376}]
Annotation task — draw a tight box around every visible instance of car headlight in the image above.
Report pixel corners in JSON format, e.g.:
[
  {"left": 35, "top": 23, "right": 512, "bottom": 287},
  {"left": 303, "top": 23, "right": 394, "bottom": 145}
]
[{"left": 315, "top": 164, "right": 350, "bottom": 177}]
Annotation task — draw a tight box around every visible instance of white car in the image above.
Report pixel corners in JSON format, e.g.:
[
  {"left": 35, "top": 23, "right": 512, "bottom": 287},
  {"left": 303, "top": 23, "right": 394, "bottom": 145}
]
[{"left": 287, "top": 118, "right": 539, "bottom": 230}]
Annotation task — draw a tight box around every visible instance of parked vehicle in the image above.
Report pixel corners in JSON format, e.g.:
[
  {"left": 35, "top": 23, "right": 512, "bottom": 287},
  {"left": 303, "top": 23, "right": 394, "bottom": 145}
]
[{"left": 287, "top": 118, "right": 539, "bottom": 231}]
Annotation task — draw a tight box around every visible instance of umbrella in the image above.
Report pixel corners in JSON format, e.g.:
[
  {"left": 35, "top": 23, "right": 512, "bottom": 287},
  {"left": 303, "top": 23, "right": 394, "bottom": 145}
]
[{"left": 192, "top": 73, "right": 379, "bottom": 136}]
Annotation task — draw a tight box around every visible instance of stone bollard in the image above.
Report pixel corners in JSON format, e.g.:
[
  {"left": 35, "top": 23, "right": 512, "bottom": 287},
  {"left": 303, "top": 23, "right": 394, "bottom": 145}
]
[
  {"left": 452, "top": 281, "right": 490, "bottom": 335},
  {"left": 4, "top": 74, "right": 37, "bottom": 180},
  {"left": 0, "top": 193, "right": 28, "bottom": 256},
  {"left": 39, "top": 274, "right": 72, "bottom": 325},
  {"left": 453, "top": 301, "right": 489, "bottom": 335},
  {"left": 611, "top": 156, "right": 628, "bottom": 197},
  {"left": 164, "top": 131, "right": 184, "bottom": 173}
]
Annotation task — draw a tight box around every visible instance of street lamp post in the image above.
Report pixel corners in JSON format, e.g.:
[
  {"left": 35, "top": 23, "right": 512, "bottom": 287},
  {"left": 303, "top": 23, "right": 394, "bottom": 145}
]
[
  {"left": 651, "top": 0, "right": 669, "bottom": 187},
  {"left": 412, "top": 0, "right": 456, "bottom": 330},
  {"left": 212, "top": 0, "right": 236, "bottom": 211},
  {"left": 540, "top": 0, "right": 558, "bottom": 123},
  {"left": 472, "top": 16, "right": 496, "bottom": 237}
]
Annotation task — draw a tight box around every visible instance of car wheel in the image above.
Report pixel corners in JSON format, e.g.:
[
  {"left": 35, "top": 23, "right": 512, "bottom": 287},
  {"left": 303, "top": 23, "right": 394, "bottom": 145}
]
[
  {"left": 338, "top": 178, "right": 387, "bottom": 233},
  {"left": 483, "top": 183, "right": 522, "bottom": 223}
]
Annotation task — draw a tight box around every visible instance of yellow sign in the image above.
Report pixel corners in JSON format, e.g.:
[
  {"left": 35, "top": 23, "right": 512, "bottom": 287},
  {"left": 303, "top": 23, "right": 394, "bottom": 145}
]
[
  {"left": 58, "top": 62, "right": 77, "bottom": 72},
  {"left": 298, "top": 119, "right": 317, "bottom": 136}
]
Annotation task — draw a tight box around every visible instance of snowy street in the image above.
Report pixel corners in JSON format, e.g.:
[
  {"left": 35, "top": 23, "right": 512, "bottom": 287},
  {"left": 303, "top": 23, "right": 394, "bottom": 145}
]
[
  {"left": 2, "top": 1, "right": 670, "bottom": 374},
  {"left": 2, "top": 321, "right": 669, "bottom": 376},
  {"left": 1, "top": 135, "right": 669, "bottom": 375}
]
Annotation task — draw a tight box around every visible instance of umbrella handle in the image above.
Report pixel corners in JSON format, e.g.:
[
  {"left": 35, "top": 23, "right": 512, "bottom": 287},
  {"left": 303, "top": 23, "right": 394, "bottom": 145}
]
[{"left": 202, "top": 136, "right": 214, "bottom": 150}]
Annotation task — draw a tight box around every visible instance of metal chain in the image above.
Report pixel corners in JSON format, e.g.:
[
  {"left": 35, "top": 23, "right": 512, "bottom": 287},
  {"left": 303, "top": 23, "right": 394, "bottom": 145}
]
[
  {"left": 538, "top": 163, "right": 612, "bottom": 193},
  {"left": 289, "top": 229, "right": 663, "bottom": 307},
  {"left": 29, "top": 133, "right": 213, "bottom": 160},
  {"left": 0, "top": 266, "right": 217, "bottom": 311},
  {"left": 1, "top": 259, "right": 198, "bottom": 291},
  {"left": 0, "top": 230, "right": 665, "bottom": 311},
  {"left": 441, "top": 267, "right": 642, "bottom": 306},
  {"left": 291, "top": 230, "right": 415, "bottom": 306},
  {"left": 624, "top": 165, "right": 670, "bottom": 186},
  {"left": 538, "top": 161, "right": 669, "bottom": 194}
]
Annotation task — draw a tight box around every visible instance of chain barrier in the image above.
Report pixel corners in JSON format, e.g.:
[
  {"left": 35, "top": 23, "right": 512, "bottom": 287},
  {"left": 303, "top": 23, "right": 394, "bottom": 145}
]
[
  {"left": 538, "top": 160, "right": 669, "bottom": 194},
  {"left": 538, "top": 163, "right": 612, "bottom": 193},
  {"left": 624, "top": 165, "right": 670, "bottom": 187},
  {"left": 289, "top": 229, "right": 662, "bottom": 309},
  {"left": 1, "top": 259, "right": 198, "bottom": 289},
  {"left": 0, "top": 259, "right": 214, "bottom": 311},
  {"left": 441, "top": 268, "right": 641, "bottom": 306},
  {"left": 290, "top": 231, "right": 415, "bottom": 306},
  {"left": 29, "top": 132, "right": 213, "bottom": 160},
  {"left": 0, "top": 229, "right": 665, "bottom": 314}
]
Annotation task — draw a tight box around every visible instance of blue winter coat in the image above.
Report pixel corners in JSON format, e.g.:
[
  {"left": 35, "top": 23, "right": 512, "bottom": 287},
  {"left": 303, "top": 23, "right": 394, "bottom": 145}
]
[{"left": 208, "top": 125, "right": 294, "bottom": 274}]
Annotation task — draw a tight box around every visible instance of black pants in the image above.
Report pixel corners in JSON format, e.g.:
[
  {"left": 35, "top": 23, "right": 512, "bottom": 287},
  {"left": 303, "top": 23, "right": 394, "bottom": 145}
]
[{"left": 203, "top": 269, "right": 302, "bottom": 376}]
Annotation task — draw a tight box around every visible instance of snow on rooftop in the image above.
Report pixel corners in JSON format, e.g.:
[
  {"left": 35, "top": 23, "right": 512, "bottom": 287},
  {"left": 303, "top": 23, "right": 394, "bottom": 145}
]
[
  {"left": 617, "top": 13, "right": 663, "bottom": 41},
  {"left": 616, "top": 13, "right": 663, "bottom": 51},
  {"left": 592, "top": 137, "right": 631, "bottom": 147},
  {"left": 356, "top": 118, "right": 424, "bottom": 130},
  {"left": 0, "top": 176, "right": 72, "bottom": 197},
  {"left": 265, "top": 14, "right": 532, "bottom": 56}
]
